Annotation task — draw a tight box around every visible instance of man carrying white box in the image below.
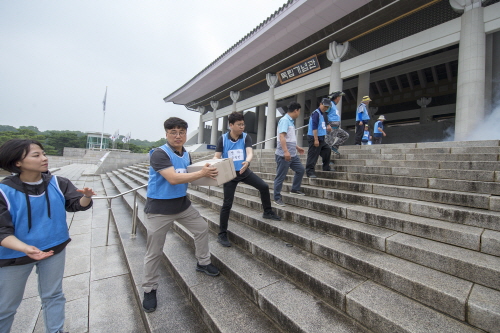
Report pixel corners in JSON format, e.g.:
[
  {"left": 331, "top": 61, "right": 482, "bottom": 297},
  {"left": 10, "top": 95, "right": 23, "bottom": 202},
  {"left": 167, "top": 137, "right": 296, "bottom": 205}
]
[
  {"left": 142, "top": 117, "right": 220, "bottom": 314},
  {"left": 213, "top": 112, "right": 281, "bottom": 248}
]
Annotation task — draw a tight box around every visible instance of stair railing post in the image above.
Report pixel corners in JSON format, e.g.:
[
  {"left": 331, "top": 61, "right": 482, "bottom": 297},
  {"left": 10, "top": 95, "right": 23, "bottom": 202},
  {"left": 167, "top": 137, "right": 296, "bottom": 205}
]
[
  {"left": 105, "top": 198, "right": 112, "bottom": 246},
  {"left": 131, "top": 190, "right": 138, "bottom": 237},
  {"left": 259, "top": 142, "right": 263, "bottom": 173}
]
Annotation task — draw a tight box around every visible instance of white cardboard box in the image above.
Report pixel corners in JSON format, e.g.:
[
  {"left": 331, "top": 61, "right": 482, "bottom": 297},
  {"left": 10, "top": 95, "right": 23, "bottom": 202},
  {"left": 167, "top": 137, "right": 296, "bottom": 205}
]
[{"left": 187, "top": 158, "right": 236, "bottom": 186}]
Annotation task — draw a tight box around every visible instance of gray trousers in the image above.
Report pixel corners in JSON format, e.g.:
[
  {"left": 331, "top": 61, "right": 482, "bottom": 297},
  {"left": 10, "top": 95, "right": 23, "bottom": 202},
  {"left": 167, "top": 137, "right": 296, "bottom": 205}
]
[
  {"left": 142, "top": 205, "right": 210, "bottom": 292},
  {"left": 325, "top": 121, "right": 349, "bottom": 149}
]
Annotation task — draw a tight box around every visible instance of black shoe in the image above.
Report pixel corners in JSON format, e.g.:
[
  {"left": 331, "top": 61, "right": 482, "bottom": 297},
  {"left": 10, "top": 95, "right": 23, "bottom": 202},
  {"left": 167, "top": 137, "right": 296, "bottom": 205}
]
[
  {"left": 143, "top": 290, "right": 157, "bottom": 313},
  {"left": 307, "top": 174, "right": 317, "bottom": 178},
  {"left": 196, "top": 263, "right": 220, "bottom": 276},
  {"left": 323, "top": 167, "right": 333, "bottom": 171},
  {"left": 217, "top": 234, "right": 231, "bottom": 247},
  {"left": 263, "top": 211, "right": 281, "bottom": 221},
  {"left": 290, "top": 190, "right": 305, "bottom": 196}
]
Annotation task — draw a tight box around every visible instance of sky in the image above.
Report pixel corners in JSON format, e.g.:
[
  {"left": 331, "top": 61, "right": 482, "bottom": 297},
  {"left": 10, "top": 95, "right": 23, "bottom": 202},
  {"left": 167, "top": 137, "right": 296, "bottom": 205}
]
[{"left": 0, "top": 0, "right": 287, "bottom": 142}]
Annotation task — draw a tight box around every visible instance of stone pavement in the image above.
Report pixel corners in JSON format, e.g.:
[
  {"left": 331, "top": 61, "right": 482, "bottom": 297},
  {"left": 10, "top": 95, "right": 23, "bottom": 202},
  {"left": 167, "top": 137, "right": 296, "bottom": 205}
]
[{"left": 11, "top": 164, "right": 146, "bottom": 333}]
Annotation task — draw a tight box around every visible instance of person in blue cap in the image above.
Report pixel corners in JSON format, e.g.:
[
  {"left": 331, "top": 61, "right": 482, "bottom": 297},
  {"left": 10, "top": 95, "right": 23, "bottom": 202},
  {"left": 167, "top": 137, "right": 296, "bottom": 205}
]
[{"left": 305, "top": 98, "right": 333, "bottom": 178}]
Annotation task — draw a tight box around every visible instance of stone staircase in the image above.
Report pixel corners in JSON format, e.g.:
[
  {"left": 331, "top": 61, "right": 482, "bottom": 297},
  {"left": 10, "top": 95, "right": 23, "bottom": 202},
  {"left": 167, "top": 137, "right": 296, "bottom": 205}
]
[{"left": 103, "top": 140, "right": 500, "bottom": 333}]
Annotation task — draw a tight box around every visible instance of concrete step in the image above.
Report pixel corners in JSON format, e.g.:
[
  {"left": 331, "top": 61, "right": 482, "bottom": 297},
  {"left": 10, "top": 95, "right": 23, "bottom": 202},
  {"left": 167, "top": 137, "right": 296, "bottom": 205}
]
[
  {"left": 125, "top": 164, "right": 500, "bottom": 236},
  {"left": 192, "top": 183, "right": 500, "bottom": 291},
  {"left": 106, "top": 172, "right": 283, "bottom": 332},
  {"left": 186, "top": 187, "right": 474, "bottom": 321},
  {"left": 114, "top": 175, "right": 368, "bottom": 332},
  {"left": 386, "top": 233, "right": 500, "bottom": 291},
  {"left": 256, "top": 159, "right": 500, "bottom": 186},
  {"left": 109, "top": 166, "right": 497, "bottom": 331},
  {"left": 263, "top": 174, "right": 498, "bottom": 248},
  {"left": 120, "top": 165, "right": 500, "bottom": 251},
  {"left": 101, "top": 173, "right": 209, "bottom": 333},
  {"left": 175, "top": 208, "right": 373, "bottom": 333},
  {"left": 180, "top": 204, "right": 481, "bottom": 333},
  {"left": 161, "top": 232, "right": 283, "bottom": 333},
  {"left": 346, "top": 281, "right": 482, "bottom": 333}
]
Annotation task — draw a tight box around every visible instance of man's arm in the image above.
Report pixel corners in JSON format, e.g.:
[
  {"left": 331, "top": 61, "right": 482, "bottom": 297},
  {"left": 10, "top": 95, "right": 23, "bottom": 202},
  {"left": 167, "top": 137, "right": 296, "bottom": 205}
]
[
  {"left": 279, "top": 132, "right": 291, "bottom": 161},
  {"left": 239, "top": 146, "right": 253, "bottom": 173},
  {"left": 159, "top": 164, "right": 217, "bottom": 185}
]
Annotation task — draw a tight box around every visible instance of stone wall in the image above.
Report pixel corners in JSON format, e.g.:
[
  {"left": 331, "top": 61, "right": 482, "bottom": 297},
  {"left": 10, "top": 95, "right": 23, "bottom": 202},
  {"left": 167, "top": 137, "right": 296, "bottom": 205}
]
[{"left": 94, "top": 151, "right": 149, "bottom": 174}]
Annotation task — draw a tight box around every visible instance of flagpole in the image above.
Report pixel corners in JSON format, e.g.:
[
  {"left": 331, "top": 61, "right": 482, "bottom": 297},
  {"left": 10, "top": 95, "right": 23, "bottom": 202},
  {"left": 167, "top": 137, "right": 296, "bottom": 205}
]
[{"left": 100, "top": 87, "right": 107, "bottom": 150}]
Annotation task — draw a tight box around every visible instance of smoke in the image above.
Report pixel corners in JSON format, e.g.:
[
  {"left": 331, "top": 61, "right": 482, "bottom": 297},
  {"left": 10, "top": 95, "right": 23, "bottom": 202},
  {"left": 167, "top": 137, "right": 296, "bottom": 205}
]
[{"left": 467, "top": 103, "right": 500, "bottom": 140}]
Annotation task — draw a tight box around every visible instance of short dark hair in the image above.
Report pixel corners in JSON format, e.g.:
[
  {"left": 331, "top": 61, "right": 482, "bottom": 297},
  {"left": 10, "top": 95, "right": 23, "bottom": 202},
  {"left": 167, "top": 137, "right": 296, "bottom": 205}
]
[
  {"left": 228, "top": 111, "right": 244, "bottom": 124},
  {"left": 287, "top": 102, "right": 301, "bottom": 112},
  {"left": 0, "top": 139, "right": 45, "bottom": 174},
  {"left": 164, "top": 117, "right": 188, "bottom": 131}
]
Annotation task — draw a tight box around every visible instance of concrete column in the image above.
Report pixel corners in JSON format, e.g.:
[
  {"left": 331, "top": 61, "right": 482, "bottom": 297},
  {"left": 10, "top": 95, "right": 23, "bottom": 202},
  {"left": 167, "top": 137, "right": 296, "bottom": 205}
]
[
  {"left": 450, "top": 0, "right": 487, "bottom": 140},
  {"left": 230, "top": 91, "right": 240, "bottom": 113},
  {"left": 265, "top": 74, "right": 278, "bottom": 149},
  {"left": 222, "top": 116, "right": 228, "bottom": 134},
  {"left": 210, "top": 101, "right": 219, "bottom": 145},
  {"left": 327, "top": 41, "right": 349, "bottom": 115},
  {"left": 417, "top": 97, "right": 432, "bottom": 124},
  {"left": 197, "top": 106, "right": 205, "bottom": 144},
  {"left": 357, "top": 72, "right": 371, "bottom": 104},
  {"left": 257, "top": 105, "right": 266, "bottom": 146},
  {"left": 296, "top": 92, "right": 306, "bottom": 147}
]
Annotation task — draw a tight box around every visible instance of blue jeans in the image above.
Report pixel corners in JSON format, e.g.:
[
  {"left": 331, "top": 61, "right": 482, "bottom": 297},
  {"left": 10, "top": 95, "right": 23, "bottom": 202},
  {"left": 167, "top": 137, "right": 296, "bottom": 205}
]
[
  {"left": 274, "top": 155, "right": 305, "bottom": 201},
  {"left": 0, "top": 249, "right": 66, "bottom": 333}
]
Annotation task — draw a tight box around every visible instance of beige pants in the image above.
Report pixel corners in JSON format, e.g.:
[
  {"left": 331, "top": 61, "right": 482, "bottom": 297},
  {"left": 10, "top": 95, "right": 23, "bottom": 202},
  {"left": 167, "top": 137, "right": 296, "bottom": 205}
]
[{"left": 142, "top": 205, "right": 210, "bottom": 292}]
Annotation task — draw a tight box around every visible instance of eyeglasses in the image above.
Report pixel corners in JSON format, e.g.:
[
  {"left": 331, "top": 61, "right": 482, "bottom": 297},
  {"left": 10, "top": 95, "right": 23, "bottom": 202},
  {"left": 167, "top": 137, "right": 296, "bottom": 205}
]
[
  {"left": 233, "top": 123, "right": 245, "bottom": 127},
  {"left": 167, "top": 131, "right": 186, "bottom": 137}
]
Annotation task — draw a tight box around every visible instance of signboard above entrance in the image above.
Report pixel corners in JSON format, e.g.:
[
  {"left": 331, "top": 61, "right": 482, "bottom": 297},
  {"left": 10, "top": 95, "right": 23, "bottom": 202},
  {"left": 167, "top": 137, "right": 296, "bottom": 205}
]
[{"left": 277, "top": 55, "right": 321, "bottom": 85}]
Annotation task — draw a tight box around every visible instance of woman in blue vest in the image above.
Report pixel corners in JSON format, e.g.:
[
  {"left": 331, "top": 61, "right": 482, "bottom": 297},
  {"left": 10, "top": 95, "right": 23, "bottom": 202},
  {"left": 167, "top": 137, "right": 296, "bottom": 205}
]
[{"left": 0, "top": 139, "right": 95, "bottom": 333}]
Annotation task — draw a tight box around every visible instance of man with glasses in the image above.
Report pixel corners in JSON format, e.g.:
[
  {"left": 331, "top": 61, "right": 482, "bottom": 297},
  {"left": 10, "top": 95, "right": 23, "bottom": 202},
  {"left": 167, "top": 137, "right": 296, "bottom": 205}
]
[
  {"left": 213, "top": 112, "right": 281, "bottom": 248},
  {"left": 142, "top": 117, "right": 220, "bottom": 314}
]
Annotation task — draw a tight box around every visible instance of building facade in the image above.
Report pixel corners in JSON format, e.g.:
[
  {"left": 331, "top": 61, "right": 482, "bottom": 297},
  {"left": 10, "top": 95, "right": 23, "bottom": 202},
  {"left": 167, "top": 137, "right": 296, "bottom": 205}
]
[{"left": 164, "top": 0, "right": 500, "bottom": 146}]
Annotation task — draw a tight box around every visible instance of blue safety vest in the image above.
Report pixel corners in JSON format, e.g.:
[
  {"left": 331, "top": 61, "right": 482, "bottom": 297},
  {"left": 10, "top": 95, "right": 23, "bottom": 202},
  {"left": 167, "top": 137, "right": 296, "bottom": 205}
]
[
  {"left": 362, "top": 130, "right": 370, "bottom": 142},
  {"left": 222, "top": 132, "right": 247, "bottom": 171},
  {"left": 356, "top": 103, "right": 370, "bottom": 121},
  {"left": 307, "top": 109, "right": 327, "bottom": 136},
  {"left": 147, "top": 144, "right": 189, "bottom": 199},
  {"left": 327, "top": 103, "right": 340, "bottom": 122},
  {"left": 0, "top": 176, "right": 68, "bottom": 259}
]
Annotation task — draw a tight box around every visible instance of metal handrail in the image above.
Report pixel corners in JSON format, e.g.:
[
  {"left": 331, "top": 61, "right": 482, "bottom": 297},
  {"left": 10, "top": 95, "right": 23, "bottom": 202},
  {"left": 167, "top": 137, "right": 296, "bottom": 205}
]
[
  {"left": 252, "top": 124, "right": 309, "bottom": 172},
  {"left": 93, "top": 183, "right": 147, "bottom": 245}
]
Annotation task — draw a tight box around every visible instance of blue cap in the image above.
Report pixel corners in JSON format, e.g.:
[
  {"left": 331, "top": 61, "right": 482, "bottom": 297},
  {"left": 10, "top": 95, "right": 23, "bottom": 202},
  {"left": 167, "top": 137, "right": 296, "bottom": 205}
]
[{"left": 321, "top": 98, "right": 332, "bottom": 107}]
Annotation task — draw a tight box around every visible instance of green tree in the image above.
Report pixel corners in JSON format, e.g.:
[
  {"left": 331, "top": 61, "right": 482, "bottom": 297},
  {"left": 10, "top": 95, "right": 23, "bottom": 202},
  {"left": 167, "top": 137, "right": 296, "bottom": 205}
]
[
  {"left": 19, "top": 126, "right": 41, "bottom": 133},
  {"left": 45, "top": 132, "right": 85, "bottom": 155},
  {"left": 0, "top": 125, "right": 17, "bottom": 132},
  {"left": 0, "top": 129, "right": 45, "bottom": 147}
]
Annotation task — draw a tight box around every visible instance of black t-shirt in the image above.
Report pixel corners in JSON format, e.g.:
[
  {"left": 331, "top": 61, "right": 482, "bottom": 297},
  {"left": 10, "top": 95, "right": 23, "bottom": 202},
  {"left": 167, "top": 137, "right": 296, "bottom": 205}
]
[{"left": 144, "top": 145, "right": 192, "bottom": 215}]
